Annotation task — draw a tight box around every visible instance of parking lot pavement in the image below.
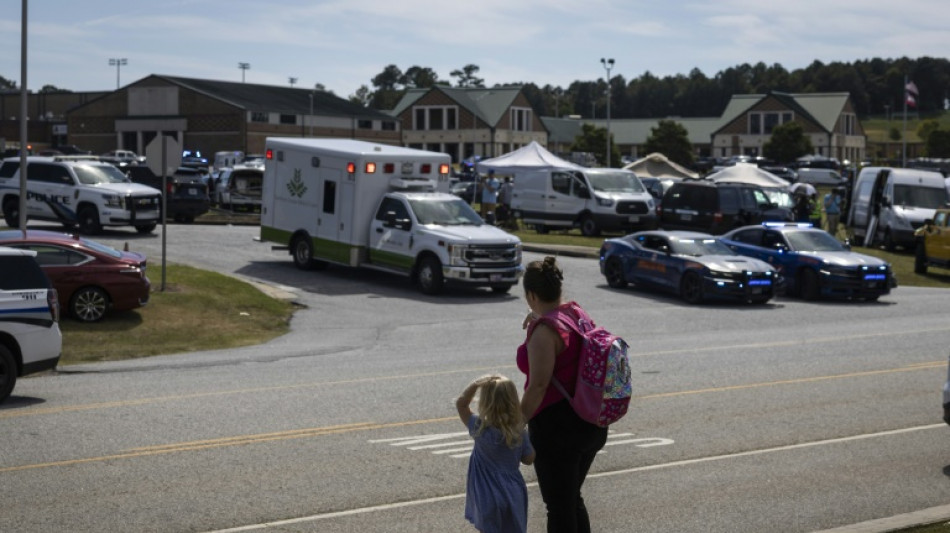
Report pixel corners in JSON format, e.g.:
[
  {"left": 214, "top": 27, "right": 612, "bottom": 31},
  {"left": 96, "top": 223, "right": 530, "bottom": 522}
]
[{"left": 812, "top": 503, "right": 950, "bottom": 532}]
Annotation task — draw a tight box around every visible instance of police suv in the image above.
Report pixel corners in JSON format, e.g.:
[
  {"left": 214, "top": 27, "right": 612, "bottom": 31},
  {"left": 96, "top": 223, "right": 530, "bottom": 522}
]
[
  {"left": 0, "top": 156, "right": 162, "bottom": 234},
  {"left": 0, "top": 246, "right": 62, "bottom": 402}
]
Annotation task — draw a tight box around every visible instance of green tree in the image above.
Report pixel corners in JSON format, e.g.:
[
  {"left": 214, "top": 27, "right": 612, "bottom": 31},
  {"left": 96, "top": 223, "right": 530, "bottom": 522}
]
[
  {"left": 762, "top": 121, "right": 813, "bottom": 164},
  {"left": 450, "top": 64, "right": 484, "bottom": 88},
  {"left": 349, "top": 85, "right": 372, "bottom": 107},
  {"left": 570, "top": 123, "right": 618, "bottom": 166},
  {"left": 889, "top": 126, "right": 902, "bottom": 141},
  {"left": 925, "top": 129, "right": 950, "bottom": 158},
  {"left": 917, "top": 119, "right": 940, "bottom": 144},
  {"left": 400, "top": 66, "right": 440, "bottom": 89},
  {"left": 0, "top": 75, "right": 15, "bottom": 89},
  {"left": 369, "top": 64, "right": 405, "bottom": 110},
  {"left": 643, "top": 119, "right": 694, "bottom": 168}
]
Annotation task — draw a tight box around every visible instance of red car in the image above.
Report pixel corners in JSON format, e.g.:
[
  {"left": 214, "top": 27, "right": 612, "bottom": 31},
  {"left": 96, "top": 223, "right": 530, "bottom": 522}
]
[{"left": 0, "top": 230, "right": 150, "bottom": 322}]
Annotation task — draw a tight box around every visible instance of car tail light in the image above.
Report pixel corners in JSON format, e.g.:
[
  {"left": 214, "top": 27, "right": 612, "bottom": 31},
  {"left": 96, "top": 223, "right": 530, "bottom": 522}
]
[
  {"left": 713, "top": 211, "right": 723, "bottom": 224},
  {"left": 166, "top": 182, "right": 175, "bottom": 194},
  {"left": 48, "top": 288, "right": 60, "bottom": 323},
  {"left": 656, "top": 204, "right": 662, "bottom": 217}
]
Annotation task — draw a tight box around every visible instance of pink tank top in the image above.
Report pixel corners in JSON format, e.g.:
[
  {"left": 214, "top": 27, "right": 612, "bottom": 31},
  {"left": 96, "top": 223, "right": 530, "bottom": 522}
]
[{"left": 516, "top": 301, "right": 584, "bottom": 418}]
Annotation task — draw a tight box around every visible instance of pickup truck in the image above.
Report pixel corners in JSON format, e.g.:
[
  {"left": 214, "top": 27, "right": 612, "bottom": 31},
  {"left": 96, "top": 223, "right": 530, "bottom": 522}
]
[{"left": 914, "top": 208, "right": 950, "bottom": 274}]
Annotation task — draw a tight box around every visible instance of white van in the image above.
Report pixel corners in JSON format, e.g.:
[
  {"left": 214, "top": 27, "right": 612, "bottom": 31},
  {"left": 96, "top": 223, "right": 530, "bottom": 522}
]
[
  {"left": 260, "top": 138, "right": 523, "bottom": 295},
  {"left": 213, "top": 150, "right": 244, "bottom": 171},
  {"left": 848, "top": 166, "right": 950, "bottom": 250},
  {"left": 509, "top": 167, "right": 656, "bottom": 236}
]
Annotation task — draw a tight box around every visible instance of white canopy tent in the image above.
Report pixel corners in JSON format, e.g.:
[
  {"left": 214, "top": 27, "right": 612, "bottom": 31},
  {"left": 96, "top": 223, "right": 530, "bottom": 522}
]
[
  {"left": 476, "top": 141, "right": 584, "bottom": 175},
  {"left": 622, "top": 152, "right": 698, "bottom": 180},
  {"left": 705, "top": 163, "right": 790, "bottom": 188}
]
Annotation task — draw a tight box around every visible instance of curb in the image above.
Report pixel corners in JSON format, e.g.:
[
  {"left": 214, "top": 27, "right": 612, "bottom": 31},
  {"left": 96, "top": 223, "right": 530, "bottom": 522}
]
[{"left": 812, "top": 504, "right": 950, "bottom": 533}]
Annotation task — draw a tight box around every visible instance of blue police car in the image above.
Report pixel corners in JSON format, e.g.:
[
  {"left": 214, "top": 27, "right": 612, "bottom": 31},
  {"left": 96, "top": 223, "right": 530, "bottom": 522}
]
[
  {"left": 721, "top": 223, "right": 895, "bottom": 301},
  {"left": 599, "top": 230, "right": 778, "bottom": 304}
]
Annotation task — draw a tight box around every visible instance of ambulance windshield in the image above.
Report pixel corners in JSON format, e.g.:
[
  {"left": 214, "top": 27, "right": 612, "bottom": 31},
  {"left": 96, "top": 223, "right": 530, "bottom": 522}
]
[{"left": 409, "top": 197, "right": 483, "bottom": 226}]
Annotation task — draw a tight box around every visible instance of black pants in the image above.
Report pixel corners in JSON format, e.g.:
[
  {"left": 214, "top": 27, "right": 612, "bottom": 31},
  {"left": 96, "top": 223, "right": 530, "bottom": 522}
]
[{"left": 528, "top": 400, "right": 609, "bottom": 533}]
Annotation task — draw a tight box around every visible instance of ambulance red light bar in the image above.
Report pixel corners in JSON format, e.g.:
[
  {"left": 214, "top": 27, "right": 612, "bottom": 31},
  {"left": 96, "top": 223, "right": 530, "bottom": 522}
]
[
  {"left": 421, "top": 164, "right": 431, "bottom": 173},
  {"left": 439, "top": 163, "right": 450, "bottom": 175},
  {"left": 265, "top": 149, "right": 273, "bottom": 160},
  {"left": 346, "top": 162, "right": 356, "bottom": 174},
  {"left": 384, "top": 163, "right": 395, "bottom": 173},
  {"left": 365, "top": 162, "right": 377, "bottom": 174}
]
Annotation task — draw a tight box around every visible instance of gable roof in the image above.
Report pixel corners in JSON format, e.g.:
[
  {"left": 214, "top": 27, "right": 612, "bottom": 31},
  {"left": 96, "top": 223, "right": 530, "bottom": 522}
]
[
  {"left": 713, "top": 91, "right": 850, "bottom": 135},
  {"left": 144, "top": 75, "right": 392, "bottom": 119},
  {"left": 390, "top": 86, "right": 525, "bottom": 126}
]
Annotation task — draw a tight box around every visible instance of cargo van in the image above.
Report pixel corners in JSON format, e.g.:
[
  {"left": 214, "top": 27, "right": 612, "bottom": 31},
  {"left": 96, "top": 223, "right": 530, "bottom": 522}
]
[
  {"left": 509, "top": 167, "right": 656, "bottom": 236},
  {"left": 260, "top": 138, "right": 523, "bottom": 295},
  {"left": 847, "top": 167, "right": 950, "bottom": 250}
]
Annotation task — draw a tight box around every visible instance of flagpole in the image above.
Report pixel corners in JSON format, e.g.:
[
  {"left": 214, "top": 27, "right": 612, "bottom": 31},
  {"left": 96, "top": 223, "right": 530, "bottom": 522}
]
[{"left": 902, "top": 75, "right": 907, "bottom": 168}]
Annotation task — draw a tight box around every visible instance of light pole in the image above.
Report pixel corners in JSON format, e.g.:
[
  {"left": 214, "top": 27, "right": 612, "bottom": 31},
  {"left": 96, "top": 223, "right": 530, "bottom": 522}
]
[
  {"left": 289, "top": 77, "right": 297, "bottom": 87},
  {"left": 308, "top": 91, "right": 313, "bottom": 137},
  {"left": 109, "top": 58, "right": 127, "bottom": 89},
  {"left": 238, "top": 62, "right": 250, "bottom": 83},
  {"left": 600, "top": 58, "right": 614, "bottom": 166}
]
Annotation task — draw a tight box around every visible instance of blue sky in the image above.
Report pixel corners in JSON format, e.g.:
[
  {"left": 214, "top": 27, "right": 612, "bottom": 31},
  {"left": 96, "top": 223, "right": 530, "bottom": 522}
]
[{"left": 1, "top": 0, "right": 947, "bottom": 98}]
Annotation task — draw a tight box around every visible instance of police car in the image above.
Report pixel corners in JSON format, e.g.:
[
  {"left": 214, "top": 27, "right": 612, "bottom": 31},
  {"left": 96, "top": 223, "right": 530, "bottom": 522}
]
[
  {"left": 721, "top": 222, "right": 895, "bottom": 301},
  {"left": 0, "top": 156, "right": 162, "bottom": 235},
  {"left": 0, "top": 246, "right": 62, "bottom": 402}
]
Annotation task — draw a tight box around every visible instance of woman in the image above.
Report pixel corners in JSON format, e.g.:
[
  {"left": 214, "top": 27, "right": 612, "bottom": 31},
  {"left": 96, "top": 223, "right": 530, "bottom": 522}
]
[{"left": 517, "top": 256, "right": 608, "bottom": 533}]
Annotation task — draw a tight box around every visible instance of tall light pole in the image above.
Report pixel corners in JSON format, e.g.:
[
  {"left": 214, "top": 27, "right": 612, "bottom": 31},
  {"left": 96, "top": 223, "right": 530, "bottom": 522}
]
[
  {"left": 308, "top": 91, "right": 313, "bottom": 137},
  {"left": 109, "top": 58, "right": 127, "bottom": 89},
  {"left": 238, "top": 62, "right": 250, "bottom": 83},
  {"left": 288, "top": 77, "right": 297, "bottom": 87},
  {"left": 600, "top": 58, "right": 614, "bottom": 167}
]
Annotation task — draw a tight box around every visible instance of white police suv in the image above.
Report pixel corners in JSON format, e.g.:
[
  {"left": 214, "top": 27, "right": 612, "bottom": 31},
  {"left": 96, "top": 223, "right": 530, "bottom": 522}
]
[
  {"left": 0, "top": 246, "right": 62, "bottom": 402},
  {"left": 0, "top": 156, "right": 162, "bottom": 235}
]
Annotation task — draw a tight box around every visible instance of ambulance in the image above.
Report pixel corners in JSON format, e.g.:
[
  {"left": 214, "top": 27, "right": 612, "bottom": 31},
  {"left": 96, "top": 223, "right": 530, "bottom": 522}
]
[{"left": 260, "top": 138, "right": 523, "bottom": 295}]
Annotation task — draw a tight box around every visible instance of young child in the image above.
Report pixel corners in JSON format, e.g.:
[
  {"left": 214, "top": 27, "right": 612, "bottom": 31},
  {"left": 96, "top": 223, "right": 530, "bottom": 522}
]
[{"left": 456, "top": 375, "right": 536, "bottom": 533}]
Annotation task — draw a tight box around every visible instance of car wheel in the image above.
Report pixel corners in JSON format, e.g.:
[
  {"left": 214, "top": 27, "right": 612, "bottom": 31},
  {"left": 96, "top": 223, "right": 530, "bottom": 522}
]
[
  {"left": 417, "top": 256, "right": 445, "bottom": 295},
  {"left": 77, "top": 206, "right": 102, "bottom": 235},
  {"left": 914, "top": 241, "right": 928, "bottom": 274},
  {"left": 604, "top": 257, "right": 628, "bottom": 289},
  {"left": 292, "top": 235, "right": 314, "bottom": 270},
  {"left": 580, "top": 215, "right": 600, "bottom": 237},
  {"left": 680, "top": 271, "right": 704, "bottom": 304},
  {"left": 71, "top": 286, "right": 109, "bottom": 322},
  {"left": 0, "top": 344, "right": 16, "bottom": 403},
  {"left": 135, "top": 223, "right": 156, "bottom": 234},
  {"left": 800, "top": 268, "right": 820, "bottom": 300},
  {"left": 491, "top": 284, "right": 513, "bottom": 294},
  {"left": 2, "top": 198, "right": 19, "bottom": 228}
]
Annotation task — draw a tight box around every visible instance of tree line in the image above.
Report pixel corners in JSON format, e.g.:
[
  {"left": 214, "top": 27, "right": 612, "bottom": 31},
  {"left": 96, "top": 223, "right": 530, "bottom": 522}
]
[{"left": 354, "top": 57, "right": 949, "bottom": 119}]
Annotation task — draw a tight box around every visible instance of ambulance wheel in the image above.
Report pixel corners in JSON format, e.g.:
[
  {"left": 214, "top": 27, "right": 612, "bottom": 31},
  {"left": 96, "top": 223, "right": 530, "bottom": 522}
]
[
  {"left": 417, "top": 256, "right": 444, "bottom": 295},
  {"left": 292, "top": 236, "right": 314, "bottom": 270}
]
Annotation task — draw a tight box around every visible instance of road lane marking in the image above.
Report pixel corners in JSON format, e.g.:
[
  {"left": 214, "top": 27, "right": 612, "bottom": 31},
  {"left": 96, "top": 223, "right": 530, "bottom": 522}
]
[{"left": 203, "top": 423, "right": 946, "bottom": 532}]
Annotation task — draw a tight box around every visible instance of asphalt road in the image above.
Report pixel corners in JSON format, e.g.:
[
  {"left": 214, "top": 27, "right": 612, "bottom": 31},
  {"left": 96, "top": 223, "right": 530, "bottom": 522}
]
[{"left": 2, "top": 222, "right": 949, "bottom": 533}]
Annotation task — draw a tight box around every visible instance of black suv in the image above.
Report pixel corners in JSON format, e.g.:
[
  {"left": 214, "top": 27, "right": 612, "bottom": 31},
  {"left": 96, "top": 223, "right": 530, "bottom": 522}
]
[
  {"left": 658, "top": 181, "right": 793, "bottom": 234},
  {"left": 124, "top": 166, "right": 209, "bottom": 223}
]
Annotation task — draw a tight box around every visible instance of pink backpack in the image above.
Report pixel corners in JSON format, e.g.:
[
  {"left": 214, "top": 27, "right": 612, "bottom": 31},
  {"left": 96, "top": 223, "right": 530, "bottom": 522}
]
[{"left": 541, "top": 303, "right": 632, "bottom": 427}]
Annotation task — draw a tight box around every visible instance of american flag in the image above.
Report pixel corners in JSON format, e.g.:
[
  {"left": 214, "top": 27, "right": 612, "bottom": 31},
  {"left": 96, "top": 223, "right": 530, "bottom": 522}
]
[{"left": 905, "top": 81, "right": 918, "bottom": 108}]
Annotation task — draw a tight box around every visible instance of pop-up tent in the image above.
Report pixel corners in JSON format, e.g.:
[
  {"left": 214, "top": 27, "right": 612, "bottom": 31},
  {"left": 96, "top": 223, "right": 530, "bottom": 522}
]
[
  {"left": 622, "top": 152, "right": 698, "bottom": 180},
  {"left": 706, "top": 163, "right": 790, "bottom": 188},
  {"left": 476, "top": 141, "right": 583, "bottom": 174}
]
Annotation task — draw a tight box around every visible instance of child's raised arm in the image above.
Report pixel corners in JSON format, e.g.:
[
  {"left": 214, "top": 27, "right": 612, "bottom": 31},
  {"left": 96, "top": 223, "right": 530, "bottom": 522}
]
[{"left": 456, "top": 380, "right": 480, "bottom": 425}]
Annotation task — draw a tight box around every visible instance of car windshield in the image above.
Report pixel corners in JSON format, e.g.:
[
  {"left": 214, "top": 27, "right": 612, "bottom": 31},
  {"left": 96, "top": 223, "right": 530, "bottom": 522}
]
[
  {"left": 73, "top": 165, "right": 130, "bottom": 185},
  {"left": 785, "top": 230, "right": 847, "bottom": 252},
  {"left": 892, "top": 185, "right": 949, "bottom": 208},
  {"left": 78, "top": 237, "right": 123, "bottom": 258},
  {"left": 670, "top": 238, "right": 733, "bottom": 256},
  {"left": 585, "top": 171, "right": 646, "bottom": 193},
  {"left": 763, "top": 188, "right": 794, "bottom": 208},
  {"left": 409, "top": 197, "right": 483, "bottom": 225}
]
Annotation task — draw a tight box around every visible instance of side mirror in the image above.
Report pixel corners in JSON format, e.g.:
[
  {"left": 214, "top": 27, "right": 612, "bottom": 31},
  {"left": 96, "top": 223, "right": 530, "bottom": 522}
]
[
  {"left": 880, "top": 195, "right": 892, "bottom": 207},
  {"left": 577, "top": 186, "right": 591, "bottom": 199}
]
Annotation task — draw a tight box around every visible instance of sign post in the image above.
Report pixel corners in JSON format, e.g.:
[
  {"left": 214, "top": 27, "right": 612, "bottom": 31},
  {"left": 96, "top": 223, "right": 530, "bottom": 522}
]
[{"left": 145, "top": 136, "right": 182, "bottom": 291}]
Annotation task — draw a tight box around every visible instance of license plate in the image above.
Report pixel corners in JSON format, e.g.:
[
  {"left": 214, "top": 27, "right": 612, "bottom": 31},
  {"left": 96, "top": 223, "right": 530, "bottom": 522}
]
[
  {"left": 680, "top": 214, "right": 692, "bottom": 221},
  {"left": 490, "top": 274, "right": 503, "bottom": 282},
  {"left": 752, "top": 287, "right": 762, "bottom": 294},
  {"left": 866, "top": 282, "right": 877, "bottom": 288},
  {"left": 186, "top": 188, "right": 197, "bottom": 196},
  {"left": 629, "top": 215, "right": 639, "bottom": 223}
]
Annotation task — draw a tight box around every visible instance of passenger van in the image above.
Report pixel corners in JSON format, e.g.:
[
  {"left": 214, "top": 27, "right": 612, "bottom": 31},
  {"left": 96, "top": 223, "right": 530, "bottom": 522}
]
[
  {"left": 509, "top": 168, "right": 656, "bottom": 236},
  {"left": 848, "top": 167, "right": 950, "bottom": 250}
]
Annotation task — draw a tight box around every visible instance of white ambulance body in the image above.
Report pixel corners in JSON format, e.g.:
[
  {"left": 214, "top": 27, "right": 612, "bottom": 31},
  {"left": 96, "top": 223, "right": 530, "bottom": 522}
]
[{"left": 261, "top": 138, "right": 523, "bottom": 294}]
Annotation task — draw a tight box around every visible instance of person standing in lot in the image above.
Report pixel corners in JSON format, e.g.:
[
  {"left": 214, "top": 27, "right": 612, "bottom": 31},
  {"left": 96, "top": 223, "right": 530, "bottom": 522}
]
[
  {"left": 481, "top": 170, "right": 500, "bottom": 220},
  {"left": 497, "top": 177, "right": 514, "bottom": 225},
  {"left": 518, "top": 256, "right": 609, "bottom": 533},
  {"left": 823, "top": 189, "right": 842, "bottom": 237},
  {"left": 457, "top": 374, "right": 536, "bottom": 533}
]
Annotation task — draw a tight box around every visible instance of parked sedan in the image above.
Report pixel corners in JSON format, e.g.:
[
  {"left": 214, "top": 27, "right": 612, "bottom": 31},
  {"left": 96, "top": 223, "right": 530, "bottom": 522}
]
[
  {"left": 721, "top": 222, "right": 895, "bottom": 301},
  {"left": 599, "top": 230, "right": 778, "bottom": 304},
  {"left": 0, "top": 230, "right": 150, "bottom": 322}
]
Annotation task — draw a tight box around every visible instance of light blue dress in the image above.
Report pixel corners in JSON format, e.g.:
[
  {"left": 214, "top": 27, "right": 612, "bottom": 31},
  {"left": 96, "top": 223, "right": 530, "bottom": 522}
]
[{"left": 465, "top": 414, "right": 533, "bottom": 533}]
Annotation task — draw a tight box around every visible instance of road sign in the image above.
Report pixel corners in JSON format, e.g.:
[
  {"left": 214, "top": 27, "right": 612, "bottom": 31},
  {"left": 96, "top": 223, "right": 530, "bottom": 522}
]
[{"left": 145, "top": 136, "right": 182, "bottom": 177}]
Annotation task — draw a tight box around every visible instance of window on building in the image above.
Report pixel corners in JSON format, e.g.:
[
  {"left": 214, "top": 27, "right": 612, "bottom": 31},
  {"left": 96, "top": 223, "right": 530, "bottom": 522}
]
[
  {"left": 510, "top": 108, "right": 532, "bottom": 132},
  {"left": 749, "top": 113, "right": 761, "bottom": 135},
  {"left": 413, "top": 106, "right": 459, "bottom": 130},
  {"left": 251, "top": 112, "right": 268, "bottom": 123},
  {"left": 382, "top": 121, "right": 397, "bottom": 131},
  {"left": 763, "top": 113, "right": 780, "bottom": 134},
  {"left": 279, "top": 114, "right": 296, "bottom": 125},
  {"left": 357, "top": 119, "right": 372, "bottom": 129}
]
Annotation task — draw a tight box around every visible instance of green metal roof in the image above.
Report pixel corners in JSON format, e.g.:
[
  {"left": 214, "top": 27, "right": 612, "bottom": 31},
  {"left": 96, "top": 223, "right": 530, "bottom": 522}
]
[{"left": 390, "top": 86, "right": 524, "bottom": 126}]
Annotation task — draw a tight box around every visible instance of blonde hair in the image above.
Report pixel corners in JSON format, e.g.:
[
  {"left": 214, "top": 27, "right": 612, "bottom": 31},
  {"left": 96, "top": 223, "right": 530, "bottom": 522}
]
[{"left": 475, "top": 375, "right": 524, "bottom": 448}]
